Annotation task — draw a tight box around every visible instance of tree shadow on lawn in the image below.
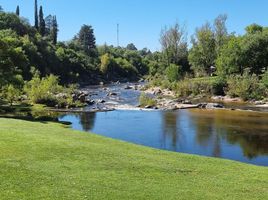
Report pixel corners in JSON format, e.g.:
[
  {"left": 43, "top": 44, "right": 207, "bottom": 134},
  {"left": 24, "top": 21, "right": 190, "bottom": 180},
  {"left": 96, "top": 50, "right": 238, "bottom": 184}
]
[{"left": 0, "top": 104, "right": 71, "bottom": 126}]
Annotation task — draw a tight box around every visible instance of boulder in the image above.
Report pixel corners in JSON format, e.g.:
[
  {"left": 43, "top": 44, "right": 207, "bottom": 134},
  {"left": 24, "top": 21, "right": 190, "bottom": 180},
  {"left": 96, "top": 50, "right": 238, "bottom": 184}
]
[
  {"left": 182, "top": 100, "right": 192, "bottom": 104},
  {"left": 107, "top": 92, "right": 117, "bottom": 96},
  {"left": 254, "top": 100, "right": 265, "bottom": 105},
  {"left": 124, "top": 85, "right": 132, "bottom": 90},
  {"left": 205, "top": 103, "right": 224, "bottom": 109},
  {"left": 78, "top": 94, "right": 86, "bottom": 103},
  {"left": 56, "top": 93, "right": 68, "bottom": 99},
  {"left": 198, "top": 103, "right": 207, "bottom": 109},
  {"left": 145, "top": 105, "right": 153, "bottom": 109},
  {"left": 153, "top": 88, "right": 162, "bottom": 95},
  {"left": 85, "top": 99, "right": 95, "bottom": 105},
  {"left": 97, "top": 99, "right": 106, "bottom": 103}
]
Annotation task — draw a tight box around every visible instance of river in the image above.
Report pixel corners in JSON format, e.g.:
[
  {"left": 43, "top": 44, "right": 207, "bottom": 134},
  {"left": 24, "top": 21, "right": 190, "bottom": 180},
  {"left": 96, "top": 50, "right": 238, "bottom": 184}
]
[{"left": 58, "top": 83, "right": 268, "bottom": 166}]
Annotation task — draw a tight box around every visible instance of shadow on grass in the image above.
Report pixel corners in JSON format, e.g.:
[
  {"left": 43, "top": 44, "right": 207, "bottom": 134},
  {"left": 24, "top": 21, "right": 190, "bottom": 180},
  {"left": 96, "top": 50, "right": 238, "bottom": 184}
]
[{"left": 0, "top": 104, "right": 72, "bottom": 126}]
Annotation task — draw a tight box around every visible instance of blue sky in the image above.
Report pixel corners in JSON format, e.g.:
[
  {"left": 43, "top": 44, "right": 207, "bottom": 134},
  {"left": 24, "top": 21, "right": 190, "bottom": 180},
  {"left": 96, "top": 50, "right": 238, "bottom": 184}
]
[{"left": 1, "top": 0, "right": 268, "bottom": 50}]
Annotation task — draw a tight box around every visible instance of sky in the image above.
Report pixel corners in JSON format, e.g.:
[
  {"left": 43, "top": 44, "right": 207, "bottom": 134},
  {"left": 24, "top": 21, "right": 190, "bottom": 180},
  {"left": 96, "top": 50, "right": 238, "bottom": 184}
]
[{"left": 1, "top": 0, "right": 268, "bottom": 51}]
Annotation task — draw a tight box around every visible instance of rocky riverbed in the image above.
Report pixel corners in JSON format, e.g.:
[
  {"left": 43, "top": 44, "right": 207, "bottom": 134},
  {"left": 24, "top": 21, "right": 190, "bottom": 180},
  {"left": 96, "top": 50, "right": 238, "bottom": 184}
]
[{"left": 52, "top": 82, "right": 268, "bottom": 113}]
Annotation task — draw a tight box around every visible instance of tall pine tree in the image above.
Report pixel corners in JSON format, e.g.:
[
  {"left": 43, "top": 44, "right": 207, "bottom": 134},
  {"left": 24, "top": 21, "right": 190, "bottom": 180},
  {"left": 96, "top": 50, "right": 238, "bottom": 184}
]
[
  {"left": 78, "top": 25, "right": 96, "bottom": 54},
  {"left": 51, "top": 16, "right": 58, "bottom": 44},
  {"left": 16, "top": 5, "right": 20, "bottom": 16},
  {"left": 39, "top": 6, "right": 46, "bottom": 36},
  {"left": 34, "top": 0, "right": 38, "bottom": 29}
]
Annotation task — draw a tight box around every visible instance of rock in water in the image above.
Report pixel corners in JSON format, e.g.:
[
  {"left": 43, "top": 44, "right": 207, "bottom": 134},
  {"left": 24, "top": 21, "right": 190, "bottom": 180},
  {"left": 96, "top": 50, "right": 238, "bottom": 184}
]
[
  {"left": 97, "top": 99, "right": 106, "bottom": 103},
  {"left": 124, "top": 85, "right": 132, "bottom": 90},
  {"left": 86, "top": 99, "right": 95, "bottom": 105},
  {"left": 107, "top": 92, "right": 117, "bottom": 96},
  {"left": 205, "top": 103, "right": 224, "bottom": 109}
]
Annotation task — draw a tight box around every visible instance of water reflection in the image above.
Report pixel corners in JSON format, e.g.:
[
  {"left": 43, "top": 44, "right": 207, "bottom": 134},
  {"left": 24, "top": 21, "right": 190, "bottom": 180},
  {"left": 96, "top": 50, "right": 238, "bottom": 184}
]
[
  {"left": 225, "top": 131, "right": 268, "bottom": 159},
  {"left": 191, "top": 113, "right": 223, "bottom": 157},
  {"left": 59, "top": 109, "right": 268, "bottom": 166},
  {"left": 189, "top": 110, "right": 268, "bottom": 160},
  {"left": 162, "top": 112, "right": 179, "bottom": 150},
  {"left": 79, "top": 112, "right": 96, "bottom": 132}
]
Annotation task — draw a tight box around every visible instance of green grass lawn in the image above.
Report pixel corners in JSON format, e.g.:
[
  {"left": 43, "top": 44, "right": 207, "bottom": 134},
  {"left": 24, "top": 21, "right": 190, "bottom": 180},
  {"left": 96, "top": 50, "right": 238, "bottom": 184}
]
[{"left": 0, "top": 118, "right": 267, "bottom": 200}]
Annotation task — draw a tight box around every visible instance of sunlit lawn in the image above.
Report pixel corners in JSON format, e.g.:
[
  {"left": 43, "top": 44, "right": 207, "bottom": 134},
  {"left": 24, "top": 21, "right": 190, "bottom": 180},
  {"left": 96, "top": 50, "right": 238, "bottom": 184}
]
[{"left": 0, "top": 118, "right": 267, "bottom": 200}]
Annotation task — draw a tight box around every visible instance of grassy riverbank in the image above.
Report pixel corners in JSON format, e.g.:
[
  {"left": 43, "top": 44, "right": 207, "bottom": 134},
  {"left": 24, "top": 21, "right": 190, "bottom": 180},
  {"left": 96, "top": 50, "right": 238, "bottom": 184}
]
[{"left": 0, "top": 118, "right": 267, "bottom": 200}]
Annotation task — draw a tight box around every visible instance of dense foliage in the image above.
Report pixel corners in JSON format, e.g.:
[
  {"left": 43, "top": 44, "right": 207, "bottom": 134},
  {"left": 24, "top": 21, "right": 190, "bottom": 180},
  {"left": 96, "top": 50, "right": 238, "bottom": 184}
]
[
  {"left": 0, "top": 3, "right": 151, "bottom": 107},
  {"left": 0, "top": 1, "right": 268, "bottom": 106},
  {"left": 150, "top": 16, "right": 268, "bottom": 101}
]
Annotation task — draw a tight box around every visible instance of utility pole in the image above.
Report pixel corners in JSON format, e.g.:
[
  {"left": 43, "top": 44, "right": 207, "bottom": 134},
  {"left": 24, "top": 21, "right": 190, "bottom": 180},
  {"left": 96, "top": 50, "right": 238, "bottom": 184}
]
[{"left": 117, "top": 23, "right": 119, "bottom": 47}]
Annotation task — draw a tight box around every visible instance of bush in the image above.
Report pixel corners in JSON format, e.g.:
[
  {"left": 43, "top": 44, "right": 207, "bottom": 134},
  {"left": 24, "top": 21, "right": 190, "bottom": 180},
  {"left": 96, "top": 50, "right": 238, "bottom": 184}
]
[
  {"left": 212, "top": 77, "right": 227, "bottom": 95},
  {"left": 261, "top": 70, "right": 268, "bottom": 88},
  {"left": 24, "top": 73, "right": 77, "bottom": 107},
  {"left": 165, "top": 64, "right": 183, "bottom": 82},
  {"left": 24, "top": 73, "right": 61, "bottom": 105},
  {"left": 175, "top": 78, "right": 213, "bottom": 97},
  {"left": 139, "top": 92, "right": 157, "bottom": 107},
  {"left": 2, "top": 84, "right": 21, "bottom": 105},
  {"left": 227, "top": 70, "right": 265, "bottom": 100}
]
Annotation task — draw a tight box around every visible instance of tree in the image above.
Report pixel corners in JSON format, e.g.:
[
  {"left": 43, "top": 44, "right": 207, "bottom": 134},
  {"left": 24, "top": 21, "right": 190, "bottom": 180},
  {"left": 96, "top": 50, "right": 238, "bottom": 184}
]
[
  {"left": 245, "top": 24, "right": 263, "bottom": 34},
  {"left": 139, "top": 48, "right": 151, "bottom": 57},
  {"left": 39, "top": 6, "right": 46, "bottom": 36},
  {"left": 241, "top": 29, "right": 268, "bottom": 74},
  {"left": 78, "top": 25, "right": 96, "bottom": 54},
  {"left": 126, "top": 43, "right": 137, "bottom": 51},
  {"left": 216, "top": 36, "right": 243, "bottom": 75},
  {"left": 100, "top": 53, "right": 111, "bottom": 74},
  {"left": 97, "top": 43, "right": 110, "bottom": 56},
  {"left": 0, "top": 12, "right": 31, "bottom": 36},
  {"left": 217, "top": 29, "right": 268, "bottom": 76},
  {"left": 34, "top": 0, "right": 38, "bottom": 29},
  {"left": 0, "top": 30, "right": 28, "bottom": 87},
  {"left": 188, "top": 23, "right": 216, "bottom": 76},
  {"left": 0, "top": 6, "right": 3, "bottom": 12},
  {"left": 214, "top": 14, "right": 228, "bottom": 56},
  {"left": 51, "top": 15, "right": 58, "bottom": 44},
  {"left": 160, "top": 22, "right": 188, "bottom": 67},
  {"left": 16, "top": 5, "right": 20, "bottom": 16}
]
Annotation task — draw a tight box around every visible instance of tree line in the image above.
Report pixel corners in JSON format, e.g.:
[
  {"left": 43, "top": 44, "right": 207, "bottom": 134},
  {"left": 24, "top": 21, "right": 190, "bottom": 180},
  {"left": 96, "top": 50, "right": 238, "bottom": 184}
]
[
  {"left": 0, "top": 1, "right": 268, "bottom": 108},
  {"left": 0, "top": 1, "right": 153, "bottom": 107},
  {"left": 149, "top": 15, "right": 268, "bottom": 100}
]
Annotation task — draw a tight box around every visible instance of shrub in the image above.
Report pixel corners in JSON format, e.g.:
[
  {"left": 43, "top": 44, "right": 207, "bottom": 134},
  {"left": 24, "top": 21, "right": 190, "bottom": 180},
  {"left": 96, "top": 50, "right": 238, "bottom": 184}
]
[
  {"left": 24, "top": 73, "right": 78, "bottom": 107},
  {"left": 2, "top": 84, "right": 21, "bottom": 105},
  {"left": 165, "top": 64, "right": 183, "bottom": 82},
  {"left": 175, "top": 78, "right": 213, "bottom": 97},
  {"left": 212, "top": 77, "right": 227, "bottom": 95},
  {"left": 261, "top": 70, "right": 268, "bottom": 88},
  {"left": 24, "top": 73, "right": 61, "bottom": 106},
  {"left": 139, "top": 92, "right": 157, "bottom": 107},
  {"left": 227, "top": 70, "right": 265, "bottom": 100}
]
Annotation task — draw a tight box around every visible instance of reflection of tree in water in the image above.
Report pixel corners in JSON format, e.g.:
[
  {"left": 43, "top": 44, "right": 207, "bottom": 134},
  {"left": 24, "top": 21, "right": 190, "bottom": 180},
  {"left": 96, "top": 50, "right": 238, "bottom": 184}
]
[
  {"left": 191, "top": 110, "right": 268, "bottom": 159},
  {"left": 224, "top": 131, "right": 268, "bottom": 159},
  {"left": 212, "top": 113, "right": 268, "bottom": 159},
  {"left": 191, "top": 115, "right": 222, "bottom": 157},
  {"left": 162, "top": 112, "right": 179, "bottom": 150},
  {"left": 79, "top": 112, "right": 97, "bottom": 132}
]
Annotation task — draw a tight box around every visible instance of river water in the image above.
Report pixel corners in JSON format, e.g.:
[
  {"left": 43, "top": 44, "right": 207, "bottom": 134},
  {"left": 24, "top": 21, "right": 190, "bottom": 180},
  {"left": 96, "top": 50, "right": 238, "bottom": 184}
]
[{"left": 59, "top": 83, "right": 268, "bottom": 166}]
